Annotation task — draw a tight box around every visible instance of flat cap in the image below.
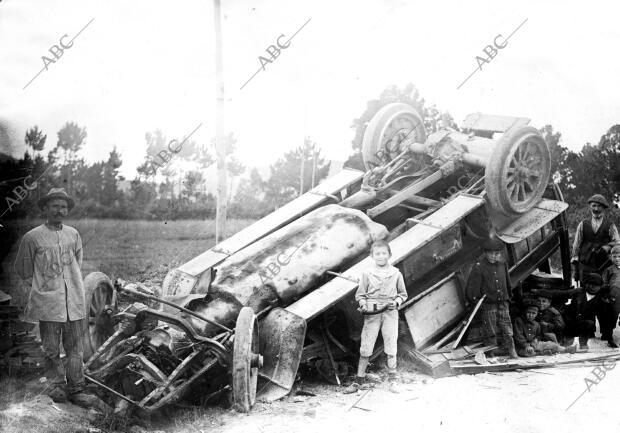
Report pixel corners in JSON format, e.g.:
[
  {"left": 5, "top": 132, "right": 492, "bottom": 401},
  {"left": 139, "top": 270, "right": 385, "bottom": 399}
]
[
  {"left": 587, "top": 194, "right": 610, "bottom": 208},
  {"left": 582, "top": 273, "right": 603, "bottom": 286}
]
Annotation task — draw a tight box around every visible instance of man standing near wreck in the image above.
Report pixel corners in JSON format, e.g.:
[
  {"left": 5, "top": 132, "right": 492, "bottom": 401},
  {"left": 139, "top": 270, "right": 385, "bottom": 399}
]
[
  {"left": 571, "top": 194, "right": 620, "bottom": 284},
  {"left": 465, "top": 237, "right": 519, "bottom": 358},
  {"left": 14, "top": 188, "right": 98, "bottom": 407}
]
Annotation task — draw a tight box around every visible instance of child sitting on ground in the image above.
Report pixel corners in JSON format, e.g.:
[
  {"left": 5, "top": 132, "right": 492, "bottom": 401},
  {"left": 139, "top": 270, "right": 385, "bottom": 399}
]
[
  {"left": 513, "top": 302, "right": 576, "bottom": 357},
  {"left": 353, "top": 239, "right": 407, "bottom": 385},
  {"left": 601, "top": 245, "right": 620, "bottom": 348},
  {"left": 535, "top": 295, "right": 565, "bottom": 343}
]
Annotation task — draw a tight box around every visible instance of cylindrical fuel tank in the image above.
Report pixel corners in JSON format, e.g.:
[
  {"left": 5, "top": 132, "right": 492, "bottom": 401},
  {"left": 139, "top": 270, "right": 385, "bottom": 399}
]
[{"left": 188, "top": 204, "right": 388, "bottom": 335}]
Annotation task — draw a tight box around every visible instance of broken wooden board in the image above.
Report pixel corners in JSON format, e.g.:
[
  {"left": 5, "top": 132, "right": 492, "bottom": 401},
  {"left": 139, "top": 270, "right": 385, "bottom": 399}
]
[
  {"left": 450, "top": 351, "right": 620, "bottom": 375},
  {"left": 405, "top": 348, "right": 452, "bottom": 378}
]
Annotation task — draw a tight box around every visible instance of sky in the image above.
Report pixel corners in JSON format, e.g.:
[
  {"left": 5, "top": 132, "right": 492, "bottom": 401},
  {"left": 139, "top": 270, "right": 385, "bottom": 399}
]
[{"left": 1, "top": 0, "right": 619, "bottom": 179}]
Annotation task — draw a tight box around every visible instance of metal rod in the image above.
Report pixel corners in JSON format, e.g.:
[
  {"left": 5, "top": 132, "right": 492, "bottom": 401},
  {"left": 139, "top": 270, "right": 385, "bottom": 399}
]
[
  {"left": 85, "top": 328, "right": 125, "bottom": 369},
  {"left": 321, "top": 329, "right": 340, "bottom": 386},
  {"left": 326, "top": 270, "right": 358, "bottom": 283},
  {"left": 85, "top": 374, "right": 141, "bottom": 407},
  {"left": 119, "top": 286, "right": 233, "bottom": 333}
]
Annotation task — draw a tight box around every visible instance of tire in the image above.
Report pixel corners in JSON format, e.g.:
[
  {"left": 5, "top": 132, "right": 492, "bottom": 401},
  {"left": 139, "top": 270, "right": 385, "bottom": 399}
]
[
  {"left": 361, "top": 103, "right": 427, "bottom": 170},
  {"left": 485, "top": 126, "right": 551, "bottom": 215},
  {"left": 232, "top": 307, "right": 259, "bottom": 412},
  {"left": 82, "top": 272, "right": 115, "bottom": 362}
]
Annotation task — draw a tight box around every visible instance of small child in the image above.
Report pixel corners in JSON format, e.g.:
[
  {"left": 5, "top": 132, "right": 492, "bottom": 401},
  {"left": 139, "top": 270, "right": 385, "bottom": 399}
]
[
  {"left": 514, "top": 303, "right": 576, "bottom": 357},
  {"left": 601, "top": 245, "right": 620, "bottom": 347},
  {"left": 535, "top": 295, "right": 565, "bottom": 343},
  {"left": 353, "top": 240, "right": 407, "bottom": 384}
]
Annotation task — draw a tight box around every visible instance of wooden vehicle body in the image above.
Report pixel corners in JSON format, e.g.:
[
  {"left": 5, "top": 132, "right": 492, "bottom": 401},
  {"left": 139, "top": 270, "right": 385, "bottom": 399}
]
[{"left": 82, "top": 104, "right": 571, "bottom": 411}]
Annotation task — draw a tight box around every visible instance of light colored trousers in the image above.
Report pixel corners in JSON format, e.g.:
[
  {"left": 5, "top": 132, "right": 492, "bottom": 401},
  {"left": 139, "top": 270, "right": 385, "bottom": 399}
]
[
  {"left": 39, "top": 319, "right": 85, "bottom": 394},
  {"left": 359, "top": 308, "right": 399, "bottom": 369}
]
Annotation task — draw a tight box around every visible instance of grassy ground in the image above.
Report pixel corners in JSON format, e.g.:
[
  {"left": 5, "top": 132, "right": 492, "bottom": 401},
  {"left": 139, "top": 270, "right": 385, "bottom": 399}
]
[{"left": 1, "top": 218, "right": 255, "bottom": 305}]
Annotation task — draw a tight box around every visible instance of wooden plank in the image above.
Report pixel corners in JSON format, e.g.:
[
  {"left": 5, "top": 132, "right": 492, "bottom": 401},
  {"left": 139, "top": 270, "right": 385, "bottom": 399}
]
[
  {"left": 405, "top": 347, "right": 453, "bottom": 378},
  {"left": 367, "top": 170, "right": 443, "bottom": 218},
  {"left": 461, "top": 113, "right": 530, "bottom": 133},
  {"left": 403, "top": 276, "right": 465, "bottom": 349},
  {"left": 452, "top": 295, "right": 486, "bottom": 349},
  {"left": 497, "top": 199, "right": 568, "bottom": 244},
  {"left": 450, "top": 352, "right": 620, "bottom": 374},
  {"left": 178, "top": 169, "right": 364, "bottom": 277},
  {"left": 426, "top": 322, "right": 463, "bottom": 351},
  {"left": 286, "top": 195, "right": 485, "bottom": 321}
]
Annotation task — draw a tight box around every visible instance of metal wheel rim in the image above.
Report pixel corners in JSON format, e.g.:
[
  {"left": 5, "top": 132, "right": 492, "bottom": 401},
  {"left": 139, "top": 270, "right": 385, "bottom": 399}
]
[
  {"left": 232, "top": 307, "right": 259, "bottom": 411},
  {"left": 88, "top": 283, "right": 114, "bottom": 350},
  {"left": 362, "top": 103, "right": 427, "bottom": 170},
  {"left": 502, "top": 134, "right": 548, "bottom": 208}
]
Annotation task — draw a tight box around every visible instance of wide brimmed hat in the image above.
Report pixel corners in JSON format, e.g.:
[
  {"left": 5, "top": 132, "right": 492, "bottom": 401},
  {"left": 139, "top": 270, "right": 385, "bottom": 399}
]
[
  {"left": 37, "top": 188, "right": 75, "bottom": 211},
  {"left": 587, "top": 194, "right": 609, "bottom": 208}
]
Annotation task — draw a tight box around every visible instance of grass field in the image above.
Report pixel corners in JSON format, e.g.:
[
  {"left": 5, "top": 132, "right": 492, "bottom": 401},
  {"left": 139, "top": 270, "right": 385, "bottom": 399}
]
[{"left": 1, "top": 218, "right": 255, "bottom": 305}]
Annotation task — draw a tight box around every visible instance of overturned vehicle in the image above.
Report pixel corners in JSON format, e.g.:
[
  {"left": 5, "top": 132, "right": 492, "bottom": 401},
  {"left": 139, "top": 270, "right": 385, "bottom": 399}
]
[{"left": 82, "top": 104, "right": 573, "bottom": 412}]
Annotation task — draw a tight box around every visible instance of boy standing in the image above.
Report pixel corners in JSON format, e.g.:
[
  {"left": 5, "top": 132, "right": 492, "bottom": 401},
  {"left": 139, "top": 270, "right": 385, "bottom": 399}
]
[
  {"left": 465, "top": 237, "right": 518, "bottom": 358},
  {"left": 513, "top": 303, "right": 576, "bottom": 356},
  {"left": 601, "top": 245, "right": 620, "bottom": 347},
  {"left": 353, "top": 240, "right": 407, "bottom": 384}
]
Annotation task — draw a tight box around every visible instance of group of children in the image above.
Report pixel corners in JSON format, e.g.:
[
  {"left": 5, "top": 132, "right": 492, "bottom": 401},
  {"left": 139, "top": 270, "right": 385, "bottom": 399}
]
[
  {"left": 514, "top": 245, "right": 620, "bottom": 355},
  {"left": 349, "top": 239, "right": 620, "bottom": 387}
]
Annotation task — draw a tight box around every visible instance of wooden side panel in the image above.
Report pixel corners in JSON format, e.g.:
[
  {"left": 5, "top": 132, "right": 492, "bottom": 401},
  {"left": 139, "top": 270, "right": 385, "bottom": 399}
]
[
  {"left": 286, "top": 194, "right": 484, "bottom": 321},
  {"left": 403, "top": 277, "right": 465, "bottom": 348},
  {"left": 176, "top": 168, "right": 363, "bottom": 278}
]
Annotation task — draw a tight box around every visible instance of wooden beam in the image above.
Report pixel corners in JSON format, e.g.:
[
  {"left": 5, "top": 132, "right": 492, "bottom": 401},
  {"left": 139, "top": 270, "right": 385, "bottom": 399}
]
[
  {"left": 452, "top": 295, "right": 486, "bottom": 350},
  {"left": 213, "top": 0, "right": 227, "bottom": 243}
]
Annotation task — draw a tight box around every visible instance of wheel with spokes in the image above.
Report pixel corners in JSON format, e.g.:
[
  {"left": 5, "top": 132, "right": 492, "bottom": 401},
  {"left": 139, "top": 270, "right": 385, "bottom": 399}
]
[
  {"left": 82, "top": 272, "right": 116, "bottom": 361},
  {"left": 361, "top": 103, "right": 427, "bottom": 170},
  {"left": 232, "top": 307, "right": 261, "bottom": 412},
  {"left": 485, "top": 126, "right": 551, "bottom": 215}
]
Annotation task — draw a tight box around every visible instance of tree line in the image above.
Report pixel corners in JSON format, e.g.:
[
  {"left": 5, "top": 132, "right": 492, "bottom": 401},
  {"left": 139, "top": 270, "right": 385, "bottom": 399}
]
[
  {"left": 1, "top": 84, "right": 618, "bottom": 225},
  {"left": 0, "top": 122, "right": 330, "bottom": 221}
]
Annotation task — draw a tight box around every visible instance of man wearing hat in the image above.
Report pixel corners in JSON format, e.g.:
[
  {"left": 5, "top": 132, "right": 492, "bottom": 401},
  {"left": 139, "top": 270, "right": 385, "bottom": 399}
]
[
  {"left": 465, "top": 237, "right": 519, "bottom": 358},
  {"left": 14, "top": 188, "right": 97, "bottom": 407},
  {"left": 571, "top": 194, "right": 620, "bottom": 284}
]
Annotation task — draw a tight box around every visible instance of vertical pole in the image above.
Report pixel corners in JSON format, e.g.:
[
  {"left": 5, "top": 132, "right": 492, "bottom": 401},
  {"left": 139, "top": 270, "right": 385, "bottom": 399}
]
[
  {"left": 311, "top": 150, "right": 318, "bottom": 188},
  {"left": 214, "top": 0, "right": 227, "bottom": 243},
  {"left": 299, "top": 139, "right": 305, "bottom": 197}
]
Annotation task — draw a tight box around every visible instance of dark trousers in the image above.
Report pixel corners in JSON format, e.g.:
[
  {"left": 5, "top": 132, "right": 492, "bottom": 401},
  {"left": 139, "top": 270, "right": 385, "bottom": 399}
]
[
  {"left": 597, "top": 304, "right": 619, "bottom": 341},
  {"left": 481, "top": 301, "right": 515, "bottom": 350},
  {"left": 39, "top": 319, "right": 85, "bottom": 394},
  {"left": 564, "top": 319, "right": 595, "bottom": 339}
]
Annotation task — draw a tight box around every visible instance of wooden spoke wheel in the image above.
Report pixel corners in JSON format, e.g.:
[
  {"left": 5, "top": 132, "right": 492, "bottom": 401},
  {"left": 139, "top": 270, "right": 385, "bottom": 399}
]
[
  {"left": 232, "top": 307, "right": 261, "bottom": 412},
  {"left": 485, "top": 126, "right": 551, "bottom": 215},
  {"left": 361, "top": 103, "right": 427, "bottom": 170},
  {"left": 82, "top": 272, "right": 116, "bottom": 361}
]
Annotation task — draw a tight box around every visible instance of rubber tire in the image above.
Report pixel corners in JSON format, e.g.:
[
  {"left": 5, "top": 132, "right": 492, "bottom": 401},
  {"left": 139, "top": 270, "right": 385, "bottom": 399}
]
[
  {"left": 361, "top": 103, "right": 427, "bottom": 170},
  {"left": 232, "top": 307, "right": 259, "bottom": 412},
  {"left": 82, "top": 272, "right": 115, "bottom": 362},
  {"left": 485, "top": 126, "right": 551, "bottom": 215}
]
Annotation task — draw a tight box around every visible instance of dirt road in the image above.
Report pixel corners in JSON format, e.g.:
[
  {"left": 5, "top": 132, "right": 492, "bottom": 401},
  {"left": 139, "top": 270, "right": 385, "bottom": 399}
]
[{"left": 2, "top": 348, "right": 619, "bottom": 433}]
